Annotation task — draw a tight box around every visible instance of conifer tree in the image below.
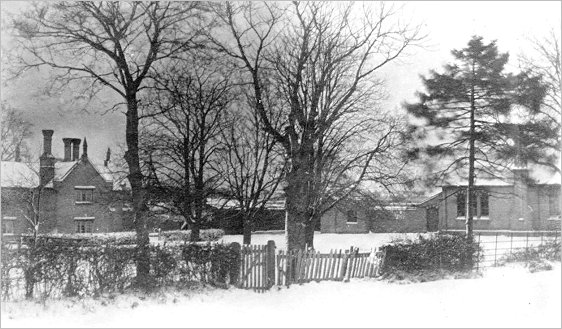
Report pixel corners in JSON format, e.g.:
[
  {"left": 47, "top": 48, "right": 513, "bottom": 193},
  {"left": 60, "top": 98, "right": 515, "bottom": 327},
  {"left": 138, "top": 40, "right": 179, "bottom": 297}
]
[{"left": 406, "top": 36, "right": 549, "bottom": 249}]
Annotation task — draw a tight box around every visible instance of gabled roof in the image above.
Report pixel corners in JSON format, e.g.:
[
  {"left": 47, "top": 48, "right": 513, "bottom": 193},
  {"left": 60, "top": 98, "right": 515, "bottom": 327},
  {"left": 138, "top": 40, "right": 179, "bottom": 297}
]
[
  {"left": 1, "top": 158, "right": 127, "bottom": 191},
  {"left": 438, "top": 168, "right": 560, "bottom": 187}
]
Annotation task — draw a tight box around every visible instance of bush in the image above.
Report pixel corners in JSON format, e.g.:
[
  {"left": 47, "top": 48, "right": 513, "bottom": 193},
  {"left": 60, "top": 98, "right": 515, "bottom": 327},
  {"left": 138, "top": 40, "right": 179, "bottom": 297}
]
[
  {"left": 180, "top": 243, "right": 238, "bottom": 286},
  {"left": 500, "top": 239, "right": 561, "bottom": 272},
  {"left": 1, "top": 236, "right": 238, "bottom": 301},
  {"left": 159, "top": 229, "right": 225, "bottom": 243},
  {"left": 380, "top": 233, "right": 481, "bottom": 275}
]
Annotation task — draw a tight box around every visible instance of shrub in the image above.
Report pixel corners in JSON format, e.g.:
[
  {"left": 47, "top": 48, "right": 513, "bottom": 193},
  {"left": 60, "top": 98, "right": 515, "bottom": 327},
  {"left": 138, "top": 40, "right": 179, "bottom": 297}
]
[
  {"left": 1, "top": 236, "right": 238, "bottom": 301},
  {"left": 500, "top": 239, "right": 561, "bottom": 272},
  {"left": 159, "top": 229, "right": 225, "bottom": 243},
  {"left": 181, "top": 243, "right": 238, "bottom": 286},
  {"left": 380, "top": 233, "right": 481, "bottom": 275}
]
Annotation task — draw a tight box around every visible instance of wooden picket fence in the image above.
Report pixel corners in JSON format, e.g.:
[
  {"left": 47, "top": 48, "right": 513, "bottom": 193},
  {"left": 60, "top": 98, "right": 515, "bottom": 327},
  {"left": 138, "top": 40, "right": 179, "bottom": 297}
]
[{"left": 236, "top": 240, "right": 385, "bottom": 291}]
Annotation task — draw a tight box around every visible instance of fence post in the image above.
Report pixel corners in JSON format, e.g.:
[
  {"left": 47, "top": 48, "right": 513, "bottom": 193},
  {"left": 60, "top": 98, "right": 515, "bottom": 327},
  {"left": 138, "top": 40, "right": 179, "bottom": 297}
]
[
  {"left": 493, "top": 233, "right": 498, "bottom": 266},
  {"left": 230, "top": 242, "right": 241, "bottom": 287},
  {"left": 265, "top": 240, "right": 276, "bottom": 289}
]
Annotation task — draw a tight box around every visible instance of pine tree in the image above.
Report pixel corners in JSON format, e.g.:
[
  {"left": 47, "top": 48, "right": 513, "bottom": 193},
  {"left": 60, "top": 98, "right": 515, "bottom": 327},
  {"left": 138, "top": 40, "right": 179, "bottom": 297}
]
[{"left": 405, "top": 36, "right": 549, "bottom": 250}]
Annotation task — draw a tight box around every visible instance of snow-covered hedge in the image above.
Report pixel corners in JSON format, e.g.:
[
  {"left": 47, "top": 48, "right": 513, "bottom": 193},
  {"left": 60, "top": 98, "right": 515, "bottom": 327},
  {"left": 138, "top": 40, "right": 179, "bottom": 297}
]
[
  {"left": 1, "top": 238, "right": 237, "bottom": 301},
  {"left": 379, "top": 233, "right": 482, "bottom": 274},
  {"left": 158, "top": 229, "right": 224, "bottom": 243}
]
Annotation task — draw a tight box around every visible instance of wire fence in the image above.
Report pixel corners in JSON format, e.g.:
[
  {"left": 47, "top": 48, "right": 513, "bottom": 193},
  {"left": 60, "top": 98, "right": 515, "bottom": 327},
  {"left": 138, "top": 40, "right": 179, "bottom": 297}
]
[{"left": 475, "top": 231, "right": 560, "bottom": 270}]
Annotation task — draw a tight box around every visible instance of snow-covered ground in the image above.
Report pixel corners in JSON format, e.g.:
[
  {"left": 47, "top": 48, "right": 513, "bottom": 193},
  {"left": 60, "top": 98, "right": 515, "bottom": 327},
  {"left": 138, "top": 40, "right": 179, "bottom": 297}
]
[
  {"left": 2, "top": 263, "right": 560, "bottom": 328},
  {"left": 220, "top": 232, "right": 438, "bottom": 251}
]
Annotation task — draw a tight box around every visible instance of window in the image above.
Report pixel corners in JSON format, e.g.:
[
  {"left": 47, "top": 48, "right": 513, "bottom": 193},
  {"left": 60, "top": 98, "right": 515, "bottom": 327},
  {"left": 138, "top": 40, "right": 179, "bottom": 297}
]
[
  {"left": 549, "top": 190, "right": 560, "bottom": 218},
  {"left": 480, "top": 192, "right": 489, "bottom": 217},
  {"left": 457, "top": 191, "right": 466, "bottom": 217},
  {"left": 75, "top": 218, "right": 94, "bottom": 233},
  {"left": 75, "top": 187, "right": 94, "bottom": 204},
  {"left": 346, "top": 210, "right": 358, "bottom": 223},
  {"left": 457, "top": 189, "right": 489, "bottom": 219},
  {"left": 2, "top": 217, "right": 15, "bottom": 235}
]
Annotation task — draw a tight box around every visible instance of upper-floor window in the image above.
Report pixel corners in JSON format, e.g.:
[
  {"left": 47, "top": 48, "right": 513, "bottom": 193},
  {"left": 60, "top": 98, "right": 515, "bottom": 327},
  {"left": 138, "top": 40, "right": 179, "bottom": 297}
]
[
  {"left": 549, "top": 190, "right": 560, "bottom": 218},
  {"left": 75, "top": 186, "right": 95, "bottom": 204},
  {"left": 346, "top": 209, "right": 358, "bottom": 223},
  {"left": 457, "top": 190, "right": 489, "bottom": 219},
  {"left": 2, "top": 217, "right": 16, "bottom": 235}
]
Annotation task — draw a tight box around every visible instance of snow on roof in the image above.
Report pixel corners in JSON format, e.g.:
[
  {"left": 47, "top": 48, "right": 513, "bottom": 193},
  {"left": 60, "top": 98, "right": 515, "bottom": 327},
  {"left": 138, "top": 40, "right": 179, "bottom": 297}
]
[
  {"left": 1, "top": 161, "right": 39, "bottom": 188},
  {"left": 438, "top": 166, "right": 560, "bottom": 187},
  {"left": 1, "top": 158, "right": 128, "bottom": 190},
  {"left": 54, "top": 161, "right": 79, "bottom": 181}
]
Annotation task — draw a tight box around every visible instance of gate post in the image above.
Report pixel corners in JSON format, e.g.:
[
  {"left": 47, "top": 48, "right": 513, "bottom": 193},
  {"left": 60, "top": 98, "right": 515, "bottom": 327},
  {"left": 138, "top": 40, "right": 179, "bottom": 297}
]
[
  {"left": 229, "top": 242, "right": 241, "bottom": 287},
  {"left": 266, "top": 240, "right": 276, "bottom": 289}
]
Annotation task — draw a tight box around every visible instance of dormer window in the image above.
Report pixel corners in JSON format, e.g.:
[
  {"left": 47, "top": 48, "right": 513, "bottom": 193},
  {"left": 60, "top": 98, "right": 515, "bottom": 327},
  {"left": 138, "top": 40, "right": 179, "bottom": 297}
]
[{"left": 75, "top": 186, "right": 95, "bottom": 204}]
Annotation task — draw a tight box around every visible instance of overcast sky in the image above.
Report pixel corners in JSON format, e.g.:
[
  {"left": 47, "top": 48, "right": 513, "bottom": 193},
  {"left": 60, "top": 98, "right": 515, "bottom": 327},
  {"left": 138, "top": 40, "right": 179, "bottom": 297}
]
[{"left": 1, "top": 1, "right": 560, "bottom": 163}]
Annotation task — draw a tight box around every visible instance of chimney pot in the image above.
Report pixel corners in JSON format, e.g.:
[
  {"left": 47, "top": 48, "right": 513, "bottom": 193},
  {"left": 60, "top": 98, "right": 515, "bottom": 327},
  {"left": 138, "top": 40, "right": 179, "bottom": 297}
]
[
  {"left": 42, "top": 130, "right": 54, "bottom": 156},
  {"left": 62, "top": 138, "right": 73, "bottom": 161},
  {"left": 71, "top": 138, "right": 81, "bottom": 161}
]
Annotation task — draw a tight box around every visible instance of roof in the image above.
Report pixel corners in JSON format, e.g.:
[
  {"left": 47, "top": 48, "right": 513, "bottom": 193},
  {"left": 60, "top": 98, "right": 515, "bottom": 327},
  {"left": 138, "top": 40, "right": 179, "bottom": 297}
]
[
  {"left": 1, "top": 158, "right": 127, "bottom": 190},
  {"left": 1, "top": 161, "right": 39, "bottom": 188},
  {"left": 438, "top": 168, "right": 560, "bottom": 187}
]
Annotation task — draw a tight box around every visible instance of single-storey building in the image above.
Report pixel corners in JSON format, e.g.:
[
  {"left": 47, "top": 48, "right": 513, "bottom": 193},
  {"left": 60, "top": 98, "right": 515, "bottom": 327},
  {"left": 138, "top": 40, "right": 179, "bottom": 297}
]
[{"left": 320, "top": 167, "right": 560, "bottom": 234}]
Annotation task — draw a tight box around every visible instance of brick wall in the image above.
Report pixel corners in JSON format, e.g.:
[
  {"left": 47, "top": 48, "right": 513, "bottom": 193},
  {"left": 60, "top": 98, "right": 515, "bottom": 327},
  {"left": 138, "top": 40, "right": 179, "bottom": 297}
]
[
  {"left": 320, "top": 207, "right": 369, "bottom": 233},
  {"left": 440, "top": 185, "right": 561, "bottom": 232},
  {"left": 370, "top": 207, "right": 427, "bottom": 233},
  {"left": 53, "top": 160, "right": 120, "bottom": 233}
]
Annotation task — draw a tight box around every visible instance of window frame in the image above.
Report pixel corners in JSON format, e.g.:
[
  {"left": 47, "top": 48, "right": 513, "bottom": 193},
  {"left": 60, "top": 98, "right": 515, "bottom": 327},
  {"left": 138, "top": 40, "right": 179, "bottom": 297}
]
[
  {"left": 548, "top": 190, "right": 560, "bottom": 219},
  {"left": 75, "top": 187, "right": 95, "bottom": 204},
  {"left": 456, "top": 189, "right": 490, "bottom": 220},
  {"left": 346, "top": 209, "right": 358, "bottom": 224},
  {"left": 74, "top": 217, "right": 94, "bottom": 233},
  {"left": 2, "top": 216, "right": 16, "bottom": 235}
]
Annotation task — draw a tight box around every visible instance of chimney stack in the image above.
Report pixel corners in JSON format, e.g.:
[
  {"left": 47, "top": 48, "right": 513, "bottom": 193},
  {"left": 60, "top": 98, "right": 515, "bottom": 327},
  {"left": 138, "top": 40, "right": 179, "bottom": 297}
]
[
  {"left": 63, "top": 138, "right": 73, "bottom": 161},
  {"left": 71, "top": 138, "right": 81, "bottom": 161},
  {"left": 42, "top": 130, "right": 54, "bottom": 157},
  {"left": 40, "top": 130, "right": 55, "bottom": 186}
]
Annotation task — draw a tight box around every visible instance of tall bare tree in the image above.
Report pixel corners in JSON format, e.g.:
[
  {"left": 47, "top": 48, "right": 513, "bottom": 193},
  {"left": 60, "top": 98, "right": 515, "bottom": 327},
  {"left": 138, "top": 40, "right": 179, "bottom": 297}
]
[
  {"left": 1, "top": 102, "right": 33, "bottom": 161},
  {"left": 211, "top": 1, "right": 423, "bottom": 250},
  {"left": 141, "top": 58, "right": 232, "bottom": 241},
  {"left": 11, "top": 2, "right": 209, "bottom": 286},
  {"left": 217, "top": 93, "right": 285, "bottom": 245},
  {"left": 519, "top": 30, "right": 562, "bottom": 172}
]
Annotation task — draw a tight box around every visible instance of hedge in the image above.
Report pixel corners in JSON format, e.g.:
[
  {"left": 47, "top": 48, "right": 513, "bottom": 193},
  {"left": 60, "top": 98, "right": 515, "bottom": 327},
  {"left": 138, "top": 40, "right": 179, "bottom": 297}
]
[
  {"left": 1, "top": 237, "right": 237, "bottom": 301},
  {"left": 380, "top": 233, "right": 482, "bottom": 274}
]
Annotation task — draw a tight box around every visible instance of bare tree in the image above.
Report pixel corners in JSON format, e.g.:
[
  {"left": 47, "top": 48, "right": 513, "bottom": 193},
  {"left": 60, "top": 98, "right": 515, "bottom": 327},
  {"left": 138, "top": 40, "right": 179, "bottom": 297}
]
[
  {"left": 217, "top": 93, "right": 285, "bottom": 245},
  {"left": 11, "top": 2, "right": 209, "bottom": 286},
  {"left": 141, "top": 58, "right": 232, "bottom": 242},
  {"left": 211, "top": 1, "right": 422, "bottom": 250},
  {"left": 1, "top": 102, "right": 33, "bottom": 161},
  {"left": 519, "top": 30, "right": 562, "bottom": 172}
]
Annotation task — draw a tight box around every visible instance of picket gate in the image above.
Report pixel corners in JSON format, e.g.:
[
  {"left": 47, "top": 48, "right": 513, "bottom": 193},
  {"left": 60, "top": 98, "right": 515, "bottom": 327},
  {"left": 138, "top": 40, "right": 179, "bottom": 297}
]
[{"left": 235, "top": 240, "right": 385, "bottom": 291}]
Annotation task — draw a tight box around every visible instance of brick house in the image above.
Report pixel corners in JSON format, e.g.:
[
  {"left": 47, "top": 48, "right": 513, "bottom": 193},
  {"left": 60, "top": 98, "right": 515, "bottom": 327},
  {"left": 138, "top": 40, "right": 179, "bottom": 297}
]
[
  {"left": 320, "top": 196, "right": 435, "bottom": 234},
  {"left": 320, "top": 168, "right": 560, "bottom": 234},
  {"left": 435, "top": 168, "right": 561, "bottom": 233},
  {"left": 1, "top": 129, "right": 130, "bottom": 236}
]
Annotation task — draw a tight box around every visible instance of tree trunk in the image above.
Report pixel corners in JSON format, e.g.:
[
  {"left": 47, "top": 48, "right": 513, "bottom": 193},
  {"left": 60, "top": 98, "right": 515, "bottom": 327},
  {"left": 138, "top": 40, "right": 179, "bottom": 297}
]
[
  {"left": 191, "top": 192, "right": 203, "bottom": 242},
  {"left": 124, "top": 93, "right": 151, "bottom": 288},
  {"left": 304, "top": 213, "right": 318, "bottom": 249},
  {"left": 243, "top": 217, "right": 252, "bottom": 245},
  {"left": 465, "top": 75, "right": 477, "bottom": 269},
  {"left": 284, "top": 168, "right": 308, "bottom": 251}
]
